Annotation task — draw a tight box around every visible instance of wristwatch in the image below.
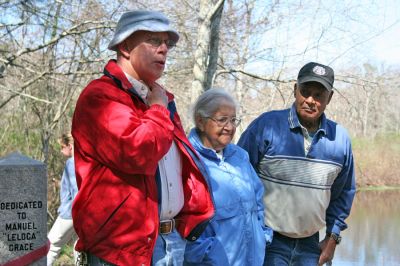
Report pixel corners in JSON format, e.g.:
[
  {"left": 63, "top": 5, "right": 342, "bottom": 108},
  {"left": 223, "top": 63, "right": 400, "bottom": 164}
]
[{"left": 329, "top": 233, "right": 342, "bottom": 244}]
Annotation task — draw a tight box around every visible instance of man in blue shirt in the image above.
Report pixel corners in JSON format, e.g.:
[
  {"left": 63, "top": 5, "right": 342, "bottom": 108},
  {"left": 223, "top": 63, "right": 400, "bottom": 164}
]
[{"left": 238, "top": 62, "right": 356, "bottom": 266}]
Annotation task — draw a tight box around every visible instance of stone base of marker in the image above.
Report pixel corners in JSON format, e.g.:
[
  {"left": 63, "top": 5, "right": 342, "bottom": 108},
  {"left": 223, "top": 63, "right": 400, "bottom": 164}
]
[{"left": 0, "top": 152, "right": 47, "bottom": 265}]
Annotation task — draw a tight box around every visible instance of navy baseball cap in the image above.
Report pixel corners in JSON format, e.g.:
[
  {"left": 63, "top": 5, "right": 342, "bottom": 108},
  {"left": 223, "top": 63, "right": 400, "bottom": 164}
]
[{"left": 297, "top": 62, "right": 334, "bottom": 91}]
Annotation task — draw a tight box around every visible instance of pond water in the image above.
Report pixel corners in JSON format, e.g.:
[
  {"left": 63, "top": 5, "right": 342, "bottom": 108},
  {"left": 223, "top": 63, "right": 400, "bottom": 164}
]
[{"left": 332, "top": 189, "right": 400, "bottom": 265}]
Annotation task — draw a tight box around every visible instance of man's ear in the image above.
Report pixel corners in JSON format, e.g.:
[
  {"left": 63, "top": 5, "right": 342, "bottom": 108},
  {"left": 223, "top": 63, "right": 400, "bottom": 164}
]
[
  {"left": 293, "top": 83, "right": 298, "bottom": 98},
  {"left": 118, "top": 41, "right": 130, "bottom": 58},
  {"left": 327, "top": 90, "right": 334, "bottom": 104}
]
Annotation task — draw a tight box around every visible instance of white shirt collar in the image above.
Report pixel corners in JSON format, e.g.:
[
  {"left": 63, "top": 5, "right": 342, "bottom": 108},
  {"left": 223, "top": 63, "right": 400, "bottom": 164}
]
[{"left": 123, "top": 72, "right": 149, "bottom": 104}]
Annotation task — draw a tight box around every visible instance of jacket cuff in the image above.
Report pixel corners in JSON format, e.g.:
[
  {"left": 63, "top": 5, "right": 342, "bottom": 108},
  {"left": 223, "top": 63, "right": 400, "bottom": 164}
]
[
  {"left": 149, "top": 104, "right": 170, "bottom": 115},
  {"left": 327, "top": 224, "right": 341, "bottom": 236},
  {"left": 186, "top": 219, "right": 210, "bottom": 242}
]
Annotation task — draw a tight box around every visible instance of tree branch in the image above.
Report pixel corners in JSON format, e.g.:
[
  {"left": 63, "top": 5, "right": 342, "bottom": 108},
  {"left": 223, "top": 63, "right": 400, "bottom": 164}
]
[
  {"left": 206, "top": 0, "right": 225, "bottom": 21},
  {"left": 1, "top": 86, "right": 53, "bottom": 105},
  {"left": 0, "top": 71, "right": 50, "bottom": 108},
  {"left": 2, "top": 21, "right": 113, "bottom": 68},
  {"left": 215, "top": 68, "right": 295, "bottom": 83}
]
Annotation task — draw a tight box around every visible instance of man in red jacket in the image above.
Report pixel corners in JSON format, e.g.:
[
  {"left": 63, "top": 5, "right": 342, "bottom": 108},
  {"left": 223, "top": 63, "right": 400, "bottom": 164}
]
[{"left": 71, "top": 10, "right": 214, "bottom": 266}]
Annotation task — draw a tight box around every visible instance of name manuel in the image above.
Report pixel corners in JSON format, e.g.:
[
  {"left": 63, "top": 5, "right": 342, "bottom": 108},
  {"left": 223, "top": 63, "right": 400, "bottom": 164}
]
[{"left": 5, "top": 222, "right": 37, "bottom": 231}]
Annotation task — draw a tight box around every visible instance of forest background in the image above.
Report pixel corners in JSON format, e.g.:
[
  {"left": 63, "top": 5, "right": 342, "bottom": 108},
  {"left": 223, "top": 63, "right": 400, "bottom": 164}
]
[{"left": 1, "top": 0, "right": 399, "bottom": 240}]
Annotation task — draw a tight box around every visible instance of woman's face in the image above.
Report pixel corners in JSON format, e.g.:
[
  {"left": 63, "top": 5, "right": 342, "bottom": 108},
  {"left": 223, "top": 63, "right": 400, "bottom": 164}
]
[
  {"left": 197, "top": 101, "right": 237, "bottom": 152},
  {"left": 60, "top": 143, "right": 73, "bottom": 158}
]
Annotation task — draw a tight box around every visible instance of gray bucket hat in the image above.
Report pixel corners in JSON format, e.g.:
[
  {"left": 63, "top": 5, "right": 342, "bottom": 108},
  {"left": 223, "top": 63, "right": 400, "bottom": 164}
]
[{"left": 108, "top": 10, "right": 180, "bottom": 51}]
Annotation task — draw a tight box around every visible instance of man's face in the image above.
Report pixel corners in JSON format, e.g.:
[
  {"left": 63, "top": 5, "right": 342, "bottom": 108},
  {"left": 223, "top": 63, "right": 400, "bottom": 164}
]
[
  {"left": 122, "top": 31, "right": 171, "bottom": 84},
  {"left": 294, "top": 81, "right": 333, "bottom": 127}
]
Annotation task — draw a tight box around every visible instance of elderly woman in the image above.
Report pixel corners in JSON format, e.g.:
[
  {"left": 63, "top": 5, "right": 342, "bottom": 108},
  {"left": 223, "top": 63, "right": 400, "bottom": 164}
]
[{"left": 184, "top": 89, "right": 273, "bottom": 265}]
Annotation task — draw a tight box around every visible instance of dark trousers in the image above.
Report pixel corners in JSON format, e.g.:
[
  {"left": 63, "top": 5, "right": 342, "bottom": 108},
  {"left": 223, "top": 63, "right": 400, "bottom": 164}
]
[{"left": 264, "top": 232, "right": 320, "bottom": 266}]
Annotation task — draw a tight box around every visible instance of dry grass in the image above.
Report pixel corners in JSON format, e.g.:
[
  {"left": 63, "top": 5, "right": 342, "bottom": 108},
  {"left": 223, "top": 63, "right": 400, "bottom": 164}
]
[
  {"left": 353, "top": 134, "right": 400, "bottom": 188},
  {"left": 54, "top": 244, "right": 75, "bottom": 266}
]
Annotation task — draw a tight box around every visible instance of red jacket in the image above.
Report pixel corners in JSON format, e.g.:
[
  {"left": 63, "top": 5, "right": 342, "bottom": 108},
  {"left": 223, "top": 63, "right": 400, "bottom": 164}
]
[{"left": 71, "top": 60, "right": 214, "bottom": 265}]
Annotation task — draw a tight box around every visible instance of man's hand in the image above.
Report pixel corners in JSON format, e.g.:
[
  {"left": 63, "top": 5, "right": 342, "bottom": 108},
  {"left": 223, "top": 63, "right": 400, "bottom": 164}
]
[
  {"left": 147, "top": 82, "right": 168, "bottom": 107},
  {"left": 318, "top": 235, "right": 337, "bottom": 266}
]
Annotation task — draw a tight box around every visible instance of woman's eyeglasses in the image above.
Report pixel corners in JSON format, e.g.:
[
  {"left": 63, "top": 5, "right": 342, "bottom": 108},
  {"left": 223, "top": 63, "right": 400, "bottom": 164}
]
[{"left": 206, "top": 116, "right": 241, "bottom": 127}]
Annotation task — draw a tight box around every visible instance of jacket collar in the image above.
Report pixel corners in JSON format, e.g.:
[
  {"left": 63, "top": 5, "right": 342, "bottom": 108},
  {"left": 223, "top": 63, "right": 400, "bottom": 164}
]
[
  {"left": 104, "top": 60, "right": 134, "bottom": 92},
  {"left": 188, "top": 128, "right": 235, "bottom": 162},
  {"left": 288, "top": 103, "right": 327, "bottom": 136},
  {"left": 103, "top": 59, "right": 175, "bottom": 102}
]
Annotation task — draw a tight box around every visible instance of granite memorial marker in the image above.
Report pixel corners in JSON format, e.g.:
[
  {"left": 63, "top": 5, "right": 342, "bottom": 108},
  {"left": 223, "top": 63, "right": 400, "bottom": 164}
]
[{"left": 0, "top": 152, "right": 48, "bottom": 266}]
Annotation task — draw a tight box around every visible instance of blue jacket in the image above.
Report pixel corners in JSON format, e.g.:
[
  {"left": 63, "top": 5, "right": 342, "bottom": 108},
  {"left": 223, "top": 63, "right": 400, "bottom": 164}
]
[
  {"left": 184, "top": 129, "right": 273, "bottom": 266},
  {"left": 58, "top": 157, "right": 78, "bottom": 219},
  {"left": 238, "top": 104, "right": 356, "bottom": 237}
]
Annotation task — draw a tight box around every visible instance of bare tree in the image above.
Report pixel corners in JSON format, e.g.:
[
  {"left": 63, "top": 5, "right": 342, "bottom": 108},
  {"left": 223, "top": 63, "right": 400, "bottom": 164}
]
[
  {"left": 0, "top": 0, "right": 119, "bottom": 219},
  {"left": 190, "top": 0, "right": 225, "bottom": 103}
]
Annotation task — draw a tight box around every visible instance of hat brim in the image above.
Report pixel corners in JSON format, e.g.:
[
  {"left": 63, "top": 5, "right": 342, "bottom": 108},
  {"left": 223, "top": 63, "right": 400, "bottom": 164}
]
[
  {"left": 298, "top": 76, "right": 333, "bottom": 92},
  {"left": 108, "top": 21, "right": 179, "bottom": 51}
]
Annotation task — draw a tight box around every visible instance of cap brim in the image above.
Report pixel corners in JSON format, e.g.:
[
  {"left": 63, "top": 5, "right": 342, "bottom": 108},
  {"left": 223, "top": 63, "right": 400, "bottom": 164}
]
[
  {"left": 298, "top": 76, "right": 332, "bottom": 92},
  {"left": 108, "top": 23, "right": 179, "bottom": 51}
]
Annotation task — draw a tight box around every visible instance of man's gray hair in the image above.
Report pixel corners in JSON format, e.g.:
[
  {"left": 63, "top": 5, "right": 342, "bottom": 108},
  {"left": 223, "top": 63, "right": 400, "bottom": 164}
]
[{"left": 192, "top": 88, "right": 238, "bottom": 126}]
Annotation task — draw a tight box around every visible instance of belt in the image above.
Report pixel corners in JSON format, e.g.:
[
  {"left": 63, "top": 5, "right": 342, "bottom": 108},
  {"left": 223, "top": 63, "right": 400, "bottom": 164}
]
[
  {"left": 159, "top": 219, "right": 175, "bottom": 235},
  {"left": 274, "top": 231, "right": 319, "bottom": 240}
]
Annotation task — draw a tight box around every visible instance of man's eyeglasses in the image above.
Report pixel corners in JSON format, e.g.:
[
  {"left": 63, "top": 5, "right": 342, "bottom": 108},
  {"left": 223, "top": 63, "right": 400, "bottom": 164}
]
[
  {"left": 206, "top": 116, "right": 241, "bottom": 127},
  {"left": 145, "top": 37, "right": 176, "bottom": 50}
]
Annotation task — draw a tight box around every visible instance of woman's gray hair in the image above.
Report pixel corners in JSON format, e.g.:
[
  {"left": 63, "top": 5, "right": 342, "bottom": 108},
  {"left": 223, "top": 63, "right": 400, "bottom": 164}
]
[{"left": 192, "top": 88, "right": 238, "bottom": 125}]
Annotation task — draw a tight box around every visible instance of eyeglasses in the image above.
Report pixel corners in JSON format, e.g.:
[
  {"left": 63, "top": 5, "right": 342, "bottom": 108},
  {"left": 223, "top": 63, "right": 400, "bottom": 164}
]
[
  {"left": 145, "top": 37, "right": 176, "bottom": 50},
  {"left": 206, "top": 116, "right": 241, "bottom": 127}
]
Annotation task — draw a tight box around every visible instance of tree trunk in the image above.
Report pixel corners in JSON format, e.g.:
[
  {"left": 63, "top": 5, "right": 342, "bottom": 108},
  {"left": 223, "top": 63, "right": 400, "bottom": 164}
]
[{"left": 191, "top": 0, "right": 225, "bottom": 103}]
